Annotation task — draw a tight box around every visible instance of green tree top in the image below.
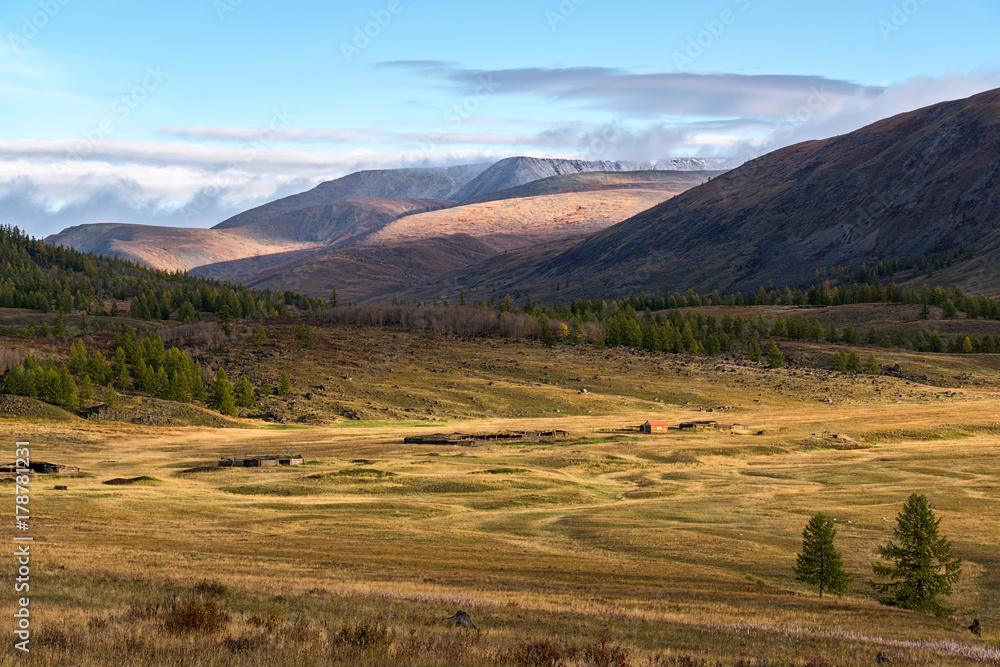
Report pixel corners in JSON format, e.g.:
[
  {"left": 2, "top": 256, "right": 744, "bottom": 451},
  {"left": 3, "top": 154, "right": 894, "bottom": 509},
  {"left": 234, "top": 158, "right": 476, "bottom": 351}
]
[
  {"left": 277, "top": 371, "right": 292, "bottom": 396},
  {"left": 766, "top": 343, "right": 784, "bottom": 368},
  {"left": 871, "top": 493, "right": 962, "bottom": 617},
  {"left": 210, "top": 367, "right": 237, "bottom": 417},
  {"left": 235, "top": 377, "right": 257, "bottom": 409},
  {"left": 794, "top": 512, "right": 852, "bottom": 597}
]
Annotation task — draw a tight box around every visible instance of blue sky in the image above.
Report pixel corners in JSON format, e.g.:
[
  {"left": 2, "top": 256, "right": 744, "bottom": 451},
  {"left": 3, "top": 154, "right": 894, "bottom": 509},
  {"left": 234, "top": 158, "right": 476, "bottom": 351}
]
[{"left": 1, "top": 0, "right": 999, "bottom": 236}]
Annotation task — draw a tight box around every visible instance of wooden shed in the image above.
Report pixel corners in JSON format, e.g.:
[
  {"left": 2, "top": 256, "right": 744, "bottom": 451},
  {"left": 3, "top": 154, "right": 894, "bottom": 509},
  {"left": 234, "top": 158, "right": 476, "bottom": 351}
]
[
  {"left": 641, "top": 420, "right": 670, "bottom": 434},
  {"left": 279, "top": 456, "right": 304, "bottom": 466},
  {"left": 678, "top": 420, "right": 720, "bottom": 431}
]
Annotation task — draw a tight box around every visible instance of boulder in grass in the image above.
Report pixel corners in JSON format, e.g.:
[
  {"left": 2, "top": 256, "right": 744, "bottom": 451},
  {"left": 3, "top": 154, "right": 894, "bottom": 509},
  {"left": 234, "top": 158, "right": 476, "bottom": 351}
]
[{"left": 444, "top": 610, "right": 475, "bottom": 629}]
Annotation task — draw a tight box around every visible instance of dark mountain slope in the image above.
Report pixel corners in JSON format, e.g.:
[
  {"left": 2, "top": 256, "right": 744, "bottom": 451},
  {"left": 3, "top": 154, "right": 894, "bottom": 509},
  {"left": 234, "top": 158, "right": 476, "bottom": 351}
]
[
  {"left": 402, "top": 88, "right": 1000, "bottom": 303},
  {"left": 243, "top": 234, "right": 499, "bottom": 301}
]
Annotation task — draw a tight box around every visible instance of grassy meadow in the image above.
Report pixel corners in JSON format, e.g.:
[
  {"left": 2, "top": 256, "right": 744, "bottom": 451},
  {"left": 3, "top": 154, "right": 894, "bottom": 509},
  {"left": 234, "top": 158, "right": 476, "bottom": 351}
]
[{"left": 1, "top": 322, "right": 999, "bottom": 665}]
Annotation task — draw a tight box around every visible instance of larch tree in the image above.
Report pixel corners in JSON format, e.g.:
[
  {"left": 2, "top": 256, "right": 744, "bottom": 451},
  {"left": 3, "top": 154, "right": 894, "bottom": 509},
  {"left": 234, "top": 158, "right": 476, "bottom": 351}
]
[
  {"left": 871, "top": 493, "right": 962, "bottom": 617},
  {"left": 794, "top": 512, "right": 852, "bottom": 597}
]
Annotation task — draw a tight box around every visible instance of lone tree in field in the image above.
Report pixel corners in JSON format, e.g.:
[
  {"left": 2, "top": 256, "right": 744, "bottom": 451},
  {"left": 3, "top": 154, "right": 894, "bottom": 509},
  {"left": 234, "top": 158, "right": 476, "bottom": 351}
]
[
  {"left": 794, "top": 512, "right": 852, "bottom": 597},
  {"left": 871, "top": 493, "right": 962, "bottom": 617},
  {"left": 210, "top": 368, "right": 237, "bottom": 417}
]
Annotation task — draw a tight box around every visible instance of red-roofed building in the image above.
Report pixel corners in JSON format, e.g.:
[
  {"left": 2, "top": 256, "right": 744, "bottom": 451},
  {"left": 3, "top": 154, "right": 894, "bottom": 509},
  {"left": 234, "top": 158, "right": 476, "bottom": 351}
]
[{"left": 641, "top": 420, "right": 670, "bottom": 434}]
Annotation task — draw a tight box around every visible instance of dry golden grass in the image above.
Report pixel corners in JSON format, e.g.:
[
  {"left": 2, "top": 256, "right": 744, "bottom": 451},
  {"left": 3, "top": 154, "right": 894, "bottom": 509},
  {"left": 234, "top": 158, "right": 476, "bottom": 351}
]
[
  {"left": 1, "top": 330, "right": 999, "bottom": 665},
  {"left": 364, "top": 188, "right": 687, "bottom": 249}
]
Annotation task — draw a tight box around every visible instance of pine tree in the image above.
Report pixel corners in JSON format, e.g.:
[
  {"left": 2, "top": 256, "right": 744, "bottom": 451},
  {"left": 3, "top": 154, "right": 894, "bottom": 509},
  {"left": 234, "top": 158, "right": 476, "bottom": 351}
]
[
  {"left": 569, "top": 319, "right": 584, "bottom": 345},
  {"left": 766, "top": 343, "right": 784, "bottom": 368},
  {"left": 104, "top": 384, "right": 119, "bottom": 408},
  {"left": 846, "top": 351, "right": 862, "bottom": 373},
  {"left": 293, "top": 325, "right": 314, "bottom": 348},
  {"left": 54, "top": 313, "right": 68, "bottom": 341},
  {"left": 54, "top": 366, "right": 79, "bottom": 412},
  {"left": 217, "top": 305, "right": 234, "bottom": 337},
  {"left": 865, "top": 354, "right": 880, "bottom": 375},
  {"left": 329, "top": 289, "right": 338, "bottom": 308},
  {"left": 962, "top": 336, "right": 974, "bottom": 354},
  {"left": 794, "top": 513, "right": 852, "bottom": 597},
  {"left": 210, "top": 368, "right": 237, "bottom": 416},
  {"left": 79, "top": 374, "right": 94, "bottom": 403},
  {"left": 250, "top": 325, "right": 269, "bottom": 346},
  {"left": 277, "top": 371, "right": 292, "bottom": 396},
  {"left": 68, "top": 340, "right": 88, "bottom": 374},
  {"left": 592, "top": 328, "right": 606, "bottom": 350},
  {"left": 4, "top": 363, "right": 27, "bottom": 396},
  {"left": 871, "top": 493, "right": 963, "bottom": 617},
  {"left": 235, "top": 377, "right": 257, "bottom": 408},
  {"left": 746, "top": 339, "right": 763, "bottom": 362},
  {"left": 832, "top": 350, "right": 849, "bottom": 372},
  {"left": 537, "top": 314, "right": 556, "bottom": 347}
]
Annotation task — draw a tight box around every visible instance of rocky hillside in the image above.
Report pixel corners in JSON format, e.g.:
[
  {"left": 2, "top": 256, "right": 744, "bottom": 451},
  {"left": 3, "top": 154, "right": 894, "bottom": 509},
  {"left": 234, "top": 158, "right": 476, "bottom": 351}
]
[
  {"left": 448, "top": 156, "right": 729, "bottom": 201},
  {"left": 400, "top": 88, "right": 1000, "bottom": 303}
]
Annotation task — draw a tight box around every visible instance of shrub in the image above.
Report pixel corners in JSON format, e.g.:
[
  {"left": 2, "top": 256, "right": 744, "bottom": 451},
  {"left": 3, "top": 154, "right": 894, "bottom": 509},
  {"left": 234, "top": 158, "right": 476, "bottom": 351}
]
[
  {"left": 334, "top": 620, "right": 393, "bottom": 651},
  {"left": 163, "top": 598, "right": 229, "bottom": 634},
  {"left": 583, "top": 639, "right": 631, "bottom": 667},
  {"left": 293, "top": 324, "right": 314, "bottom": 348},
  {"left": 506, "top": 639, "right": 568, "bottom": 666},
  {"left": 192, "top": 580, "right": 228, "bottom": 597}
]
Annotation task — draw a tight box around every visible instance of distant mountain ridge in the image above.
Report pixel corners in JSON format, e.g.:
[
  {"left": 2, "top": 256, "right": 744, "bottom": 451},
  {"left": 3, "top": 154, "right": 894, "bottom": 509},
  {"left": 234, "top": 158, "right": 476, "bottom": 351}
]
[
  {"left": 212, "top": 164, "right": 488, "bottom": 230},
  {"left": 395, "top": 88, "right": 1000, "bottom": 303},
  {"left": 448, "top": 156, "right": 730, "bottom": 201},
  {"left": 46, "top": 155, "right": 730, "bottom": 298}
]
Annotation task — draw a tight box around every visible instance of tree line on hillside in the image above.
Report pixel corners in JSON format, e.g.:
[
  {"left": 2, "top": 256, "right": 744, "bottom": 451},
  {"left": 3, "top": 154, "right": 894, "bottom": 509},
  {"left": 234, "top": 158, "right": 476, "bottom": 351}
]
[
  {"left": 794, "top": 494, "right": 964, "bottom": 620},
  {"left": 0, "top": 225, "right": 325, "bottom": 321},
  {"left": 1, "top": 322, "right": 277, "bottom": 416},
  {"left": 317, "top": 299, "right": 999, "bottom": 365}
]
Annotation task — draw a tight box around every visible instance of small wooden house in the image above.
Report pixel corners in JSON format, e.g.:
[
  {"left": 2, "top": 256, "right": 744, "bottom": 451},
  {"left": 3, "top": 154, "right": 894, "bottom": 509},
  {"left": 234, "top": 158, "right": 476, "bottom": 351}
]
[
  {"left": 279, "top": 456, "right": 304, "bottom": 466},
  {"left": 641, "top": 420, "right": 670, "bottom": 434}
]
